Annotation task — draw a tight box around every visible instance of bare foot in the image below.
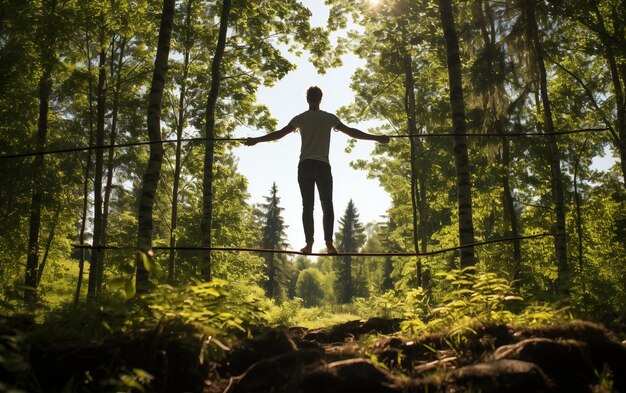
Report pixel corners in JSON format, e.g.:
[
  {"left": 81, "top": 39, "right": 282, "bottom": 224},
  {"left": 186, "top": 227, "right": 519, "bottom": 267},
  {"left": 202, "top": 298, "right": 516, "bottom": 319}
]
[
  {"left": 300, "top": 243, "right": 313, "bottom": 254},
  {"left": 325, "top": 241, "right": 338, "bottom": 255}
]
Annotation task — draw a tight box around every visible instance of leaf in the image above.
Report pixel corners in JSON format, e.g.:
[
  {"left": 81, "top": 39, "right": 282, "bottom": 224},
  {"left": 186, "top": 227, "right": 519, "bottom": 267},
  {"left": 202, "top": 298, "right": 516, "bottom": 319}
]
[
  {"left": 137, "top": 251, "right": 157, "bottom": 273},
  {"left": 132, "top": 368, "right": 154, "bottom": 382},
  {"left": 125, "top": 278, "right": 136, "bottom": 299},
  {"left": 109, "top": 277, "right": 127, "bottom": 291}
]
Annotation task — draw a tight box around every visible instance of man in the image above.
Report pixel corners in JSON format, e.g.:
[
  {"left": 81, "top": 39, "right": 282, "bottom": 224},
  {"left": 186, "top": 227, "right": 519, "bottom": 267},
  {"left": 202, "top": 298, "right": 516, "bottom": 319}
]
[{"left": 246, "top": 86, "right": 389, "bottom": 254}]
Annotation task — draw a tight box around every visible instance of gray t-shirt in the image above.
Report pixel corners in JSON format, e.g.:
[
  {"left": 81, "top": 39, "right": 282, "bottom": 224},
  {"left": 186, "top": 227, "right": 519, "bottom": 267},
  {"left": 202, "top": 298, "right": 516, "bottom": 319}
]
[{"left": 289, "top": 110, "right": 341, "bottom": 164}]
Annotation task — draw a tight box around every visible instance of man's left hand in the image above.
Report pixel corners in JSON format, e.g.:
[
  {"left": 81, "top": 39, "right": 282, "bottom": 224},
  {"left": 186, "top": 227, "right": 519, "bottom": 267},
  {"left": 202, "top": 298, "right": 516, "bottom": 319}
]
[{"left": 378, "top": 135, "right": 390, "bottom": 144}]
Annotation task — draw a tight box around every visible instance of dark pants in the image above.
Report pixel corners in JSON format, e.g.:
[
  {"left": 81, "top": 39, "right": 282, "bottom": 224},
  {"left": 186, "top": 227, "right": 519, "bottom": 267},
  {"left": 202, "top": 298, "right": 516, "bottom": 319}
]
[{"left": 298, "top": 159, "right": 334, "bottom": 243}]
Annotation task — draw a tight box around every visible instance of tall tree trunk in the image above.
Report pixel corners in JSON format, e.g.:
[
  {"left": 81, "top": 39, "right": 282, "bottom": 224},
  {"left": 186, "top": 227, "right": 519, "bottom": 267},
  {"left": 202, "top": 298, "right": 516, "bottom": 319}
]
[
  {"left": 201, "top": 0, "right": 231, "bottom": 281},
  {"left": 87, "top": 43, "right": 107, "bottom": 301},
  {"left": 100, "top": 36, "right": 127, "bottom": 292},
  {"left": 475, "top": 0, "right": 522, "bottom": 277},
  {"left": 403, "top": 54, "right": 422, "bottom": 286},
  {"left": 590, "top": 1, "right": 626, "bottom": 188},
  {"left": 169, "top": 0, "right": 194, "bottom": 283},
  {"left": 24, "top": 71, "right": 51, "bottom": 303},
  {"left": 76, "top": 30, "right": 96, "bottom": 306},
  {"left": 136, "top": 0, "right": 176, "bottom": 293},
  {"left": 525, "top": 0, "right": 569, "bottom": 295},
  {"left": 24, "top": 0, "right": 59, "bottom": 303},
  {"left": 573, "top": 139, "right": 588, "bottom": 293},
  {"left": 403, "top": 54, "right": 430, "bottom": 286},
  {"left": 438, "top": 0, "right": 476, "bottom": 267}
]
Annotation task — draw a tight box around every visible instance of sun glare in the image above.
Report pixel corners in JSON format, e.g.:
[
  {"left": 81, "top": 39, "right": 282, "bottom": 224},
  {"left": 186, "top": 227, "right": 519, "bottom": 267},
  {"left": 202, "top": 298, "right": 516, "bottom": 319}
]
[{"left": 367, "top": 0, "right": 381, "bottom": 6}]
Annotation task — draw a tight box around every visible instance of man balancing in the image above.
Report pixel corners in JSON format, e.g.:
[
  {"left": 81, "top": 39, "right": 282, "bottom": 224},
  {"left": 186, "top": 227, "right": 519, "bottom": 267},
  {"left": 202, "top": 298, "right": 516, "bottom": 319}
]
[{"left": 245, "top": 86, "right": 389, "bottom": 255}]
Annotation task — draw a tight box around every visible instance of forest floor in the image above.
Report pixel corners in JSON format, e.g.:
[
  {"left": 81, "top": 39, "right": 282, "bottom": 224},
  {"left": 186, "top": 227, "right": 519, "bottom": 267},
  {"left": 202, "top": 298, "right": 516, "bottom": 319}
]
[
  {"left": 206, "top": 318, "right": 626, "bottom": 393},
  {"left": 2, "top": 314, "right": 626, "bottom": 392}
]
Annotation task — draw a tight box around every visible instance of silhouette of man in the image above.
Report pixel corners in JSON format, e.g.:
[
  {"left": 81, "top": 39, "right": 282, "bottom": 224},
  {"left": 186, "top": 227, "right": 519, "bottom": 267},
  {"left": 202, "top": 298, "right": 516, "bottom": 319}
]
[{"left": 246, "top": 86, "right": 389, "bottom": 254}]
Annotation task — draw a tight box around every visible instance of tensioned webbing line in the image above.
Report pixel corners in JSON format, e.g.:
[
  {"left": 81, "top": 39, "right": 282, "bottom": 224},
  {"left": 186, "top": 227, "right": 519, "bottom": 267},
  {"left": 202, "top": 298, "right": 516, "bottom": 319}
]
[
  {"left": 0, "top": 127, "right": 610, "bottom": 160},
  {"left": 0, "top": 136, "right": 247, "bottom": 160},
  {"left": 388, "top": 127, "right": 609, "bottom": 138},
  {"left": 72, "top": 232, "right": 556, "bottom": 257}
]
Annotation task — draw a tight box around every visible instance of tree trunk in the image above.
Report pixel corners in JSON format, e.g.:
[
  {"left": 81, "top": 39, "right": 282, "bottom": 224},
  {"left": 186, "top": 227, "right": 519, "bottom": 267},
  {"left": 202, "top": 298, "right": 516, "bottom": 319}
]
[
  {"left": 100, "top": 36, "right": 127, "bottom": 292},
  {"left": 573, "top": 139, "right": 588, "bottom": 293},
  {"left": 36, "top": 207, "right": 61, "bottom": 286},
  {"left": 501, "top": 135, "right": 522, "bottom": 278},
  {"left": 476, "top": 0, "right": 521, "bottom": 277},
  {"left": 438, "top": 0, "right": 476, "bottom": 267},
  {"left": 403, "top": 54, "right": 423, "bottom": 286},
  {"left": 87, "top": 44, "right": 107, "bottom": 301},
  {"left": 525, "top": 0, "right": 569, "bottom": 296},
  {"left": 76, "top": 30, "right": 96, "bottom": 306},
  {"left": 24, "top": 0, "right": 60, "bottom": 302},
  {"left": 590, "top": 1, "right": 626, "bottom": 188},
  {"left": 24, "top": 69, "right": 52, "bottom": 303},
  {"left": 136, "top": 0, "right": 176, "bottom": 293},
  {"left": 202, "top": 0, "right": 231, "bottom": 281},
  {"left": 169, "top": 0, "right": 194, "bottom": 283}
]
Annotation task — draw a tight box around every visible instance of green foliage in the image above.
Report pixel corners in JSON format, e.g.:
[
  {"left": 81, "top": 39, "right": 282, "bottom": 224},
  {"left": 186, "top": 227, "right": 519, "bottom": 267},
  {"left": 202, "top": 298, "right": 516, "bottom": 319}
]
[
  {"left": 398, "top": 267, "right": 564, "bottom": 338},
  {"left": 142, "top": 279, "right": 268, "bottom": 336},
  {"left": 110, "top": 368, "right": 154, "bottom": 393},
  {"left": 428, "top": 267, "right": 523, "bottom": 329},
  {"left": 295, "top": 268, "right": 325, "bottom": 307}
]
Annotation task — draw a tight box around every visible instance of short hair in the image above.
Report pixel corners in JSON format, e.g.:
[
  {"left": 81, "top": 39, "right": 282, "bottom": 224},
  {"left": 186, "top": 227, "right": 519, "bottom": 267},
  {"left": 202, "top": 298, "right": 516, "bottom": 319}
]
[{"left": 306, "top": 86, "right": 323, "bottom": 103}]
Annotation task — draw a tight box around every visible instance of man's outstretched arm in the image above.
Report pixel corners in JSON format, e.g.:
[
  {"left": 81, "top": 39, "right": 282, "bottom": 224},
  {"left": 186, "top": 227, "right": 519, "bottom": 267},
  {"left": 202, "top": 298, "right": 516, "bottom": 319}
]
[
  {"left": 335, "top": 122, "right": 390, "bottom": 144},
  {"left": 245, "top": 124, "right": 296, "bottom": 146}
]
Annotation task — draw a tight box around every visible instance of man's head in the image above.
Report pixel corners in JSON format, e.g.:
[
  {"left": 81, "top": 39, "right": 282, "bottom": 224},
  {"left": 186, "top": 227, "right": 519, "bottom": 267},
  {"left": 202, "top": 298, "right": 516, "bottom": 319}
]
[{"left": 306, "top": 86, "right": 323, "bottom": 104}]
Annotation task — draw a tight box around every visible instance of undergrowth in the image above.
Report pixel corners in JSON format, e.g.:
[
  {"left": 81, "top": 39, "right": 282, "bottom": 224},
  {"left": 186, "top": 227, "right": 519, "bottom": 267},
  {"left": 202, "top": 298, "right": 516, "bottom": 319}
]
[{"left": 0, "top": 279, "right": 269, "bottom": 392}]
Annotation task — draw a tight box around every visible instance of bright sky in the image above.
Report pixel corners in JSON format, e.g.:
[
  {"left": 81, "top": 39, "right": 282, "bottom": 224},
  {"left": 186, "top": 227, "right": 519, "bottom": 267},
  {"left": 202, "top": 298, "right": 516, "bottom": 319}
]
[{"left": 232, "top": 1, "right": 390, "bottom": 251}]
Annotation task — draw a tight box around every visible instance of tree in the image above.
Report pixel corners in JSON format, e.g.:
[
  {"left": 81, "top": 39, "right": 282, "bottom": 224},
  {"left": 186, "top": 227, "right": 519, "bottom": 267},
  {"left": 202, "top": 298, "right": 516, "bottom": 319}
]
[
  {"left": 469, "top": 0, "right": 522, "bottom": 278},
  {"left": 438, "top": 0, "right": 477, "bottom": 267},
  {"left": 258, "top": 182, "right": 289, "bottom": 300},
  {"left": 549, "top": 0, "right": 626, "bottom": 188},
  {"left": 335, "top": 199, "right": 366, "bottom": 303},
  {"left": 167, "top": 0, "right": 195, "bottom": 283},
  {"left": 515, "top": 0, "right": 569, "bottom": 295},
  {"left": 201, "top": 0, "right": 231, "bottom": 282},
  {"left": 136, "top": 0, "right": 175, "bottom": 293},
  {"left": 24, "top": 0, "right": 63, "bottom": 303},
  {"left": 296, "top": 268, "right": 325, "bottom": 307}
]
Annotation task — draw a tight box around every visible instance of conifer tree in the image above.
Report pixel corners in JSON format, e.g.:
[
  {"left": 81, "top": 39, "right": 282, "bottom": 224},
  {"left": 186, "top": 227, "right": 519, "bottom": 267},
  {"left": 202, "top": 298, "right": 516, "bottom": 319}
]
[
  {"left": 334, "top": 199, "right": 366, "bottom": 303},
  {"left": 258, "top": 183, "right": 289, "bottom": 300}
]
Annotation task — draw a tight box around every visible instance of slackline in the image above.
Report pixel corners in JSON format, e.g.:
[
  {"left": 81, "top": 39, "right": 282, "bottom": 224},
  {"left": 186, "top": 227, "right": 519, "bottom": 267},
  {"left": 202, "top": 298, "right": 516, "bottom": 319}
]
[
  {"left": 0, "top": 127, "right": 609, "bottom": 160},
  {"left": 388, "top": 127, "right": 609, "bottom": 138},
  {"left": 0, "top": 136, "right": 246, "bottom": 160},
  {"left": 73, "top": 232, "right": 556, "bottom": 257}
]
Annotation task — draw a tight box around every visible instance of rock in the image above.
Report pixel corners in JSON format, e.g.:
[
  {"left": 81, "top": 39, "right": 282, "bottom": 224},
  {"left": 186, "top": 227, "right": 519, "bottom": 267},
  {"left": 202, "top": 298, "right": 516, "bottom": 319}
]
[
  {"left": 520, "top": 321, "right": 626, "bottom": 391},
  {"left": 361, "top": 317, "right": 403, "bottom": 335},
  {"left": 448, "top": 359, "right": 554, "bottom": 393},
  {"left": 225, "top": 328, "right": 298, "bottom": 375},
  {"left": 284, "top": 358, "right": 403, "bottom": 393},
  {"left": 493, "top": 335, "right": 626, "bottom": 392},
  {"left": 229, "top": 348, "right": 324, "bottom": 393}
]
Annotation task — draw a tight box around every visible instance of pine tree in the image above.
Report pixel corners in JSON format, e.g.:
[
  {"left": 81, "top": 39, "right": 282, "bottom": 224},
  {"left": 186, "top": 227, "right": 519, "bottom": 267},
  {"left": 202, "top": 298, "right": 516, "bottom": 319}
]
[
  {"left": 334, "top": 199, "right": 366, "bottom": 303},
  {"left": 258, "top": 183, "right": 289, "bottom": 300}
]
